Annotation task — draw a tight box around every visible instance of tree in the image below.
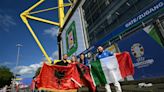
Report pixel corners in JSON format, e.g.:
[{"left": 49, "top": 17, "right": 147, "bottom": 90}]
[
  {"left": 34, "top": 67, "right": 41, "bottom": 78},
  {"left": 0, "top": 66, "right": 14, "bottom": 88}
]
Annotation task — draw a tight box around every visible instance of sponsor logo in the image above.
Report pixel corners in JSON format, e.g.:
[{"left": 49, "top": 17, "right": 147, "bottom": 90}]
[
  {"left": 131, "top": 43, "right": 154, "bottom": 68},
  {"left": 131, "top": 43, "right": 144, "bottom": 58}
]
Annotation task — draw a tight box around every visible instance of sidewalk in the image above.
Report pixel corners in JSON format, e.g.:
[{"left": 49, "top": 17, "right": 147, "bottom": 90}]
[{"left": 78, "top": 77, "right": 164, "bottom": 92}]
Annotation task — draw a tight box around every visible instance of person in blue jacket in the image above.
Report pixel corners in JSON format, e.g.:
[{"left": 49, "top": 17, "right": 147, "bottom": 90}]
[
  {"left": 96, "top": 46, "right": 122, "bottom": 92},
  {"left": 96, "top": 46, "right": 113, "bottom": 59}
]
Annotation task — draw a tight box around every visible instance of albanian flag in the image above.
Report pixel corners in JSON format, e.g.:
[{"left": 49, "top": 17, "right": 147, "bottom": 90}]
[{"left": 35, "top": 62, "right": 95, "bottom": 91}]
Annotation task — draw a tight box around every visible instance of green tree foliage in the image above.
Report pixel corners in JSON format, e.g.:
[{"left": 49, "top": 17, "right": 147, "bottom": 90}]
[
  {"left": 34, "top": 67, "right": 41, "bottom": 78},
  {"left": 0, "top": 66, "right": 14, "bottom": 88}
]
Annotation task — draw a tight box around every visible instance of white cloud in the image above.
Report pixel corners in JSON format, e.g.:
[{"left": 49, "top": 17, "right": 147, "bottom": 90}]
[
  {"left": 13, "top": 51, "right": 58, "bottom": 75},
  {"left": 42, "top": 57, "right": 53, "bottom": 61},
  {"left": 52, "top": 50, "right": 58, "bottom": 59},
  {"left": 41, "top": 50, "right": 59, "bottom": 61},
  {"left": 15, "top": 62, "right": 43, "bottom": 75},
  {"left": 0, "top": 61, "right": 13, "bottom": 66},
  {"left": 16, "top": 66, "right": 33, "bottom": 74},
  {"left": 43, "top": 27, "right": 59, "bottom": 37},
  {"left": 0, "top": 10, "right": 16, "bottom": 32}
]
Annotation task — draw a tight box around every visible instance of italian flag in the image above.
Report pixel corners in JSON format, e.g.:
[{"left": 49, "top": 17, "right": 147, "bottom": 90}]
[{"left": 90, "top": 52, "right": 134, "bottom": 86}]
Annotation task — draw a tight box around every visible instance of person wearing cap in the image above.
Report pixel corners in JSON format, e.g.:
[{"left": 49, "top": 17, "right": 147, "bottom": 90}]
[{"left": 96, "top": 46, "right": 122, "bottom": 92}]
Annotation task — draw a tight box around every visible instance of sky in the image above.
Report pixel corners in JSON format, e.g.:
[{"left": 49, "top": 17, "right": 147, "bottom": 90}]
[{"left": 0, "top": 0, "right": 70, "bottom": 79}]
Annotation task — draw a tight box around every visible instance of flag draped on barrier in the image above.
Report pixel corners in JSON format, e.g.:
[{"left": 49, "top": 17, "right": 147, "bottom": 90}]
[{"left": 90, "top": 52, "right": 134, "bottom": 86}]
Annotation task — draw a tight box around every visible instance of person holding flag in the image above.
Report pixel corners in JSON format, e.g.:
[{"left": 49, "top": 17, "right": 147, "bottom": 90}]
[
  {"left": 71, "top": 55, "right": 78, "bottom": 64},
  {"left": 79, "top": 53, "right": 89, "bottom": 67},
  {"left": 96, "top": 46, "right": 122, "bottom": 92},
  {"left": 56, "top": 54, "right": 71, "bottom": 66}
]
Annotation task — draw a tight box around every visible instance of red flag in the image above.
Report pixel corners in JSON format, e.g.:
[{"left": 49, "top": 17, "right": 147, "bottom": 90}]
[
  {"left": 35, "top": 63, "right": 81, "bottom": 90},
  {"left": 35, "top": 62, "right": 95, "bottom": 91},
  {"left": 76, "top": 63, "right": 96, "bottom": 92},
  {"left": 116, "top": 52, "right": 134, "bottom": 78}
]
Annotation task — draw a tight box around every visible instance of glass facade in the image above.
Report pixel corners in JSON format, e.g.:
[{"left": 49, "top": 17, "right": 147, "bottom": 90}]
[{"left": 82, "top": 0, "right": 156, "bottom": 46}]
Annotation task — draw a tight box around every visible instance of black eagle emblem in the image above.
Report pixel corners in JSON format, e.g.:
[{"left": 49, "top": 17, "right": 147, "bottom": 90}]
[{"left": 54, "top": 70, "right": 66, "bottom": 85}]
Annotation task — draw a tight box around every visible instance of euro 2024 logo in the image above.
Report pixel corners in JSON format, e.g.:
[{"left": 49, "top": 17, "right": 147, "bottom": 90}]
[{"left": 131, "top": 43, "right": 154, "bottom": 68}]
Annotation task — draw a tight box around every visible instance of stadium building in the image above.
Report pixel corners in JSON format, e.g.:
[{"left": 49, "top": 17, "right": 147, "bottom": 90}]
[{"left": 59, "top": 0, "right": 164, "bottom": 80}]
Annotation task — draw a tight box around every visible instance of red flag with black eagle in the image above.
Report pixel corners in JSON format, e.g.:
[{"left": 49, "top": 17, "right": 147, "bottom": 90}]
[
  {"left": 35, "top": 62, "right": 96, "bottom": 91},
  {"left": 76, "top": 63, "right": 96, "bottom": 91}
]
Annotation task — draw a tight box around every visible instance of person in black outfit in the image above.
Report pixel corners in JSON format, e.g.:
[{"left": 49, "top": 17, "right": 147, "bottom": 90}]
[
  {"left": 56, "top": 54, "right": 69, "bottom": 66},
  {"left": 79, "top": 53, "right": 89, "bottom": 67}
]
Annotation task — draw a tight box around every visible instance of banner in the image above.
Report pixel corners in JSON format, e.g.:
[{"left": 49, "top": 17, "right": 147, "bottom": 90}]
[
  {"left": 143, "top": 25, "right": 164, "bottom": 47},
  {"left": 106, "top": 44, "right": 118, "bottom": 53},
  {"left": 66, "top": 21, "right": 78, "bottom": 56},
  {"left": 117, "top": 26, "right": 164, "bottom": 79},
  {"left": 62, "top": 8, "right": 87, "bottom": 56}
]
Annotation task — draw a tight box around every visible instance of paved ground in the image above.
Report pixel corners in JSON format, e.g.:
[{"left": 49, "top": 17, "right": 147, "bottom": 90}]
[
  {"left": 8, "top": 77, "right": 164, "bottom": 92},
  {"left": 78, "top": 77, "right": 164, "bottom": 92}
]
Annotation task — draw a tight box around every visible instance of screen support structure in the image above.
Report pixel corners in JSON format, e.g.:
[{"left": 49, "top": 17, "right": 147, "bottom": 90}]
[{"left": 20, "top": 0, "right": 75, "bottom": 63}]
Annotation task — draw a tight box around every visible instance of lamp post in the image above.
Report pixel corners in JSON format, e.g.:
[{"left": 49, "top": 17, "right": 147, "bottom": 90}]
[
  {"left": 11, "top": 44, "right": 23, "bottom": 92},
  {"left": 15, "top": 44, "right": 23, "bottom": 76}
]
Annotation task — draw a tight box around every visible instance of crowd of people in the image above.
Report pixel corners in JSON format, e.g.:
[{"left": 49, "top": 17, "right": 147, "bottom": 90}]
[
  {"left": 55, "top": 52, "right": 89, "bottom": 67},
  {"left": 53, "top": 46, "right": 122, "bottom": 92}
]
